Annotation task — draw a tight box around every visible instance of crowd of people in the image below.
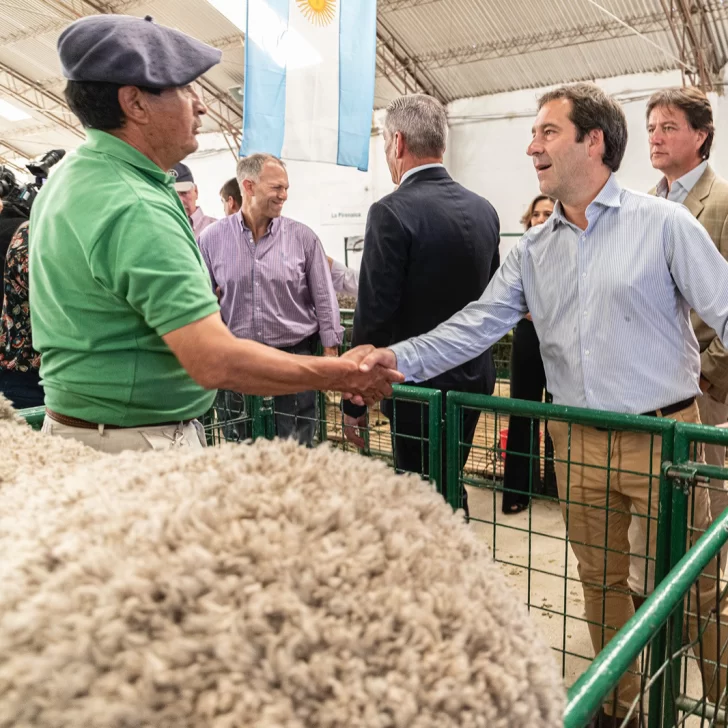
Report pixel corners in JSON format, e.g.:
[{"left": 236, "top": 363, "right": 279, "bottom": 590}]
[{"left": 1, "top": 12, "right": 728, "bottom": 728}]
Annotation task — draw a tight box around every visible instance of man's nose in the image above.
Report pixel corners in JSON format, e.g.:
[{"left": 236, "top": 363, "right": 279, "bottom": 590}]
[{"left": 527, "top": 140, "right": 542, "bottom": 157}]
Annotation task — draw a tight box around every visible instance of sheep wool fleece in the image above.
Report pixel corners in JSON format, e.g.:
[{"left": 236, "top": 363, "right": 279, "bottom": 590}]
[{"left": 0, "top": 396, "right": 565, "bottom": 727}]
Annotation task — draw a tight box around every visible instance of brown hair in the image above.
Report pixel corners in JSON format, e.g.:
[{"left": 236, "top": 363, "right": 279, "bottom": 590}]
[
  {"left": 537, "top": 83, "right": 628, "bottom": 172},
  {"left": 646, "top": 87, "right": 714, "bottom": 160},
  {"left": 219, "top": 177, "right": 242, "bottom": 207},
  {"left": 521, "top": 195, "right": 555, "bottom": 230}
]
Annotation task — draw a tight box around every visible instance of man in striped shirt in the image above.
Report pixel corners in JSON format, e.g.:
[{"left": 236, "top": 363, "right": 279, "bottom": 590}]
[
  {"left": 199, "top": 153, "right": 342, "bottom": 446},
  {"left": 351, "top": 83, "right": 728, "bottom": 725}
]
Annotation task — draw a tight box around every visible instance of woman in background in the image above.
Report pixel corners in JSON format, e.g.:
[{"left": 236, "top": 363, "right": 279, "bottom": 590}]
[{"left": 502, "top": 195, "right": 556, "bottom": 514}]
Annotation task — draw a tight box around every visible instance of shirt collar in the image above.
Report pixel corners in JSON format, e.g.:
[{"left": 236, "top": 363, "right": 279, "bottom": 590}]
[
  {"left": 239, "top": 211, "right": 281, "bottom": 236},
  {"left": 190, "top": 207, "right": 204, "bottom": 223},
  {"left": 655, "top": 159, "right": 708, "bottom": 198},
  {"left": 83, "top": 129, "right": 173, "bottom": 185},
  {"left": 548, "top": 173, "right": 622, "bottom": 230},
  {"left": 400, "top": 162, "right": 445, "bottom": 185}
]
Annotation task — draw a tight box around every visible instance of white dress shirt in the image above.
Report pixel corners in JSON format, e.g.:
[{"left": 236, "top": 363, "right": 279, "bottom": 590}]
[
  {"left": 655, "top": 160, "right": 708, "bottom": 204},
  {"left": 330, "top": 259, "right": 359, "bottom": 297}
]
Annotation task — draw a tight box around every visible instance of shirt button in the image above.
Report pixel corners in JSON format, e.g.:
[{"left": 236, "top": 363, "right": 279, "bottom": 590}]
[
  {"left": 585, "top": 350, "right": 590, "bottom": 356},
  {"left": 257, "top": 306, "right": 261, "bottom": 311},
  {"left": 583, "top": 310, "right": 587, "bottom": 316},
  {"left": 582, "top": 273, "right": 587, "bottom": 279}
]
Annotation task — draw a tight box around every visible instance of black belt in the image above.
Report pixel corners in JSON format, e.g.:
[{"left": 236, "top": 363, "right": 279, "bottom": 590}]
[
  {"left": 640, "top": 396, "right": 695, "bottom": 418},
  {"left": 594, "top": 397, "right": 695, "bottom": 431}
]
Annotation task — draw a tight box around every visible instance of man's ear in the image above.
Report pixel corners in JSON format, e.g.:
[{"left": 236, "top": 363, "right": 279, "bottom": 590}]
[
  {"left": 395, "top": 131, "right": 406, "bottom": 159},
  {"left": 117, "top": 86, "right": 153, "bottom": 126},
  {"left": 587, "top": 127, "right": 605, "bottom": 161}
]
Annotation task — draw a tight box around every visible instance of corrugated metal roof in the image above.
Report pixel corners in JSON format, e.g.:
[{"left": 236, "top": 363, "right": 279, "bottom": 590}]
[
  {"left": 0, "top": 0, "right": 727, "bottom": 161},
  {"left": 426, "top": 30, "right": 679, "bottom": 100},
  {"left": 378, "top": 0, "right": 728, "bottom": 100}
]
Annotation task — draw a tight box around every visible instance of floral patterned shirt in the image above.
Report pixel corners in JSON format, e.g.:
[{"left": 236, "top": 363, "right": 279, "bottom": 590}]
[{"left": 0, "top": 222, "right": 39, "bottom": 372}]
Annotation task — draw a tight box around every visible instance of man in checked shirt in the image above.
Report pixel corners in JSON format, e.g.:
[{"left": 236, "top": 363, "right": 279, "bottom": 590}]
[{"left": 199, "top": 153, "right": 342, "bottom": 446}]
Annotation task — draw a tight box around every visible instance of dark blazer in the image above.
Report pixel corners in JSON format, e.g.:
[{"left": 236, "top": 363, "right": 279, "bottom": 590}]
[{"left": 344, "top": 166, "right": 500, "bottom": 416}]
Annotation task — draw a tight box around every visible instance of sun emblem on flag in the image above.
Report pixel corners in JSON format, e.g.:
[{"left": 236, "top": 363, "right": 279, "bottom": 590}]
[{"left": 296, "top": 0, "right": 336, "bottom": 26}]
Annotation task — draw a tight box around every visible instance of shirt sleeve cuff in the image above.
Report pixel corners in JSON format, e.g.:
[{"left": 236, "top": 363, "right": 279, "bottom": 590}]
[
  {"left": 389, "top": 340, "right": 421, "bottom": 382},
  {"left": 342, "top": 399, "right": 367, "bottom": 418},
  {"left": 320, "top": 330, "right": 343, "bottom": 347}
]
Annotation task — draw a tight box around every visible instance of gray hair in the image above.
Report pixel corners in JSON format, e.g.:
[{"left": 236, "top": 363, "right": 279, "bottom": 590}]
[
  {"left": 384, "top": 94, "right": 448, "bottom": 158},
  {"left": 236, "top": 153, "right": 286, "bottom": 184}
]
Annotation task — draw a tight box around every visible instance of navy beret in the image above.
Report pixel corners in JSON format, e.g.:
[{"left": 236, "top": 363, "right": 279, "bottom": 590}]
[{"left": 58, "top": 14, "right": 222, "bottom": 88}]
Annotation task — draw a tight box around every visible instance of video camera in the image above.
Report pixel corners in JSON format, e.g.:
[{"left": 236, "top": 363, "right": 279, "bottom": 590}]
[{"left": 0, "top": 149, "right": 66, "bottom": 218}]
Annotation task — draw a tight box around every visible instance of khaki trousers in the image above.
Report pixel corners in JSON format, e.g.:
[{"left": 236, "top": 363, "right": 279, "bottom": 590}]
[
  {"left": 41, "top": 417, "right": 206, "bottom": 454},
  {"left": 629, "top": 392, "right": 728, "bottom": 593},
  {"left": 550, "top": 401, "right": 728, "bottom": 717}
]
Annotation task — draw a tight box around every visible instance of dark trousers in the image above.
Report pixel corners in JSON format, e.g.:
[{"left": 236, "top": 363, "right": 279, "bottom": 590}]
[
  {"left": 502, "top": 319, "right": 557, "bottom": 511},
  {"left": 382, "top": 394, "right": 481, "bottom": 517},
  {"left": 0, "top": 368, "right": 44, "bottom": 409},
  {"left": 274, "top": 335, "right": 318, "bottom": 447}
]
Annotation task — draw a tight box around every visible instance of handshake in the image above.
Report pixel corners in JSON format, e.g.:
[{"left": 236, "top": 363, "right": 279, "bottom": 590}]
[{"left": 331, "top": 345, "right": 403, "bottom": 406}]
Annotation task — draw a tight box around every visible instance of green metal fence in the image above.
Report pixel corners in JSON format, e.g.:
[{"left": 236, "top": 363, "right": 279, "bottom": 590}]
[
  {"left": 565, "top": 504, "right": 728, "bottom": 727},
  {"left": 445, "top": 390, "right": 678, "bottom": 716},
  {"left": 564, "top": 420, "right": 728, "bottom": 727},
  {"left": 665, "top": 422, "right": 728, "bottom": 728},
  {"left": 18, "top": 405, "right": 44, "bottom": 430},
  {"left": 211, "top": 384, "right": 443, "bottom": 488},
  {"left": 442, "top": 392, "right": 728, "bottom": 727}
]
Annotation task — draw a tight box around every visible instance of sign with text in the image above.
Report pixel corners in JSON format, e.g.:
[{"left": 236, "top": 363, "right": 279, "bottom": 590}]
[{"left": 321, "top": 206, "right": 366, "bottom": 226}]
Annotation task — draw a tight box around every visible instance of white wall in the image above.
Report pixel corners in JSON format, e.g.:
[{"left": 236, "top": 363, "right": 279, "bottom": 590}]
[{"left": 187, "top": 66, "right": 728, "bottom": 264}]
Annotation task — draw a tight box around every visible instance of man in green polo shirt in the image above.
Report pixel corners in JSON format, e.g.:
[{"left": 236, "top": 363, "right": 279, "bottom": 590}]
[{"left": 29, "top": 14, "right": 401, "bottom": 454}]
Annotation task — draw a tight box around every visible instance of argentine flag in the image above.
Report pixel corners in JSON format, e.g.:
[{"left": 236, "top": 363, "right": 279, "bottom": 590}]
[{"left": 241, "top": 0, "right": 377, "bottom": 171}]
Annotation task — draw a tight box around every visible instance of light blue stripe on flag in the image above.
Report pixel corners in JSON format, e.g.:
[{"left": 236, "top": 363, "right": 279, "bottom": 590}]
[
  {"left": 337, "top": 0, "right": 377, "bottom": 171},
  {"left": 241, "top": 0, "right": 290, "bottom": 157}
]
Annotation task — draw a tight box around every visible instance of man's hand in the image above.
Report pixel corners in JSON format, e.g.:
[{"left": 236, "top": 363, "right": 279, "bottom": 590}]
[
  {"left": 338, "top": 345, "right": 402, "bottom": 406},
  {"left": 323, "top": 346, "right": 338, "bottom": 357},
  {"left": 343, "top": 413, "right": 368, "bottom": 449},
  {"left": 346, "top": 345, "right": 397, "bottom": 373},
  {"left": 700, "top": 374, "right": 711, "bottom": 393}
]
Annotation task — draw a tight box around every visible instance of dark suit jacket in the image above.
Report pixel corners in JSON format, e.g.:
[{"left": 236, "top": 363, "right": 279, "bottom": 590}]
[{"left": 344, "top": 166, "right": 500, "bottom": 417}]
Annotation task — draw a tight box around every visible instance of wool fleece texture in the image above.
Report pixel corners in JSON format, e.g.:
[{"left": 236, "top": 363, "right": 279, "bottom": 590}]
[{"left": 0, "top": 397, "right": 565, "bottom": 727}]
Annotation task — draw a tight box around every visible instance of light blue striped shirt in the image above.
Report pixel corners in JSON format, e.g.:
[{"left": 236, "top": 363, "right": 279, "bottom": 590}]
[{"left": 391, "top": 174, "right": 728, "bottom": 414}]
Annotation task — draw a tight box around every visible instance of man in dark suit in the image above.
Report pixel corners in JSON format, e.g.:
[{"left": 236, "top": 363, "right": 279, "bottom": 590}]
[{"left": 342, "top": 94, "right": 500, "bottom": 514}]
